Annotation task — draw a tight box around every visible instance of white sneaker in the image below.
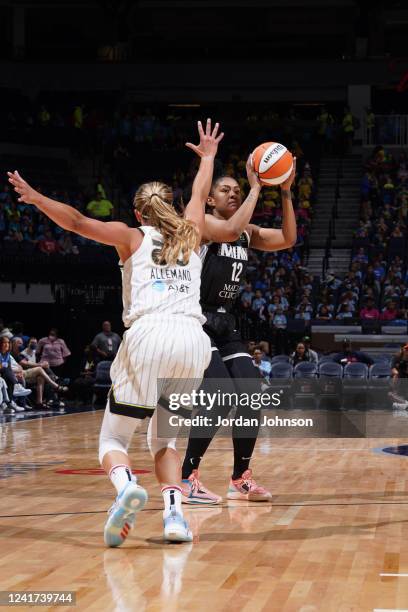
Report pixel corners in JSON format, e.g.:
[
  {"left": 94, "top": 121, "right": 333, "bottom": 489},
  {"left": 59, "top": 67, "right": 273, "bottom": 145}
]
[
  {"left": 104, "top": 482, "right": 148, "bottom": 547},
  {"left": 10, "top": 400, "right": 24, "bottom": 412},
  {"left": 393, "top": 401, "right": 408, "bottom": 409},
  {"left": 0, "top": 402, "right": 7, "bottom": 411},
  {"left": 163, "top": 511, "right": 193, "bottom": 542},
  {"left": 13, "top": 384, "right": 32, "bottom": 398}
]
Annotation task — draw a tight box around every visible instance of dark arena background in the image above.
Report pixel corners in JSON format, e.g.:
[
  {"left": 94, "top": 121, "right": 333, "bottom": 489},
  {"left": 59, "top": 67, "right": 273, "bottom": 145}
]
[{"left": 1, "top": 1, "right": 408, "bottom": 610}]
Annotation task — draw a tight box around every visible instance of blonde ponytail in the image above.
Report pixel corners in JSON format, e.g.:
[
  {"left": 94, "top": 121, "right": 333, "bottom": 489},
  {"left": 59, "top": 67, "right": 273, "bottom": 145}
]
[{"left": 134, "top": 181, "right": 198, "bottom": 265}]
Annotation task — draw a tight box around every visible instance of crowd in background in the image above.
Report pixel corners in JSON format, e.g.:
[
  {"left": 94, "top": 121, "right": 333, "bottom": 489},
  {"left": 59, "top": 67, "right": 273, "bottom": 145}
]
[
  {"left": 2, "top": 93, "right": 408, "bottom": 383},
  {"left": 0, "top": 318, "right": 121, "bottom": 412}
]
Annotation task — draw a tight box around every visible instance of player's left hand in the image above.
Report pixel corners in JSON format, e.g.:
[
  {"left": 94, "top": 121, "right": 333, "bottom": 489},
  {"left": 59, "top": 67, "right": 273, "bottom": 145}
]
[
  {"left": 7, "top": 170, "right": 40, "bottom": 205},
  {"left": 280, "top": 156, "right": 297, "bottom": 191},
  {"left": 185, "top": 118, "right": 224, "bottom": 159}
]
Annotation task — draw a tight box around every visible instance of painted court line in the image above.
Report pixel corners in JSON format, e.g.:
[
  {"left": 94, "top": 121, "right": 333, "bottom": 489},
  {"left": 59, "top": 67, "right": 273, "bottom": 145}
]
[{"left": 380, "top": 573, "right": 408, "bottom": 577}]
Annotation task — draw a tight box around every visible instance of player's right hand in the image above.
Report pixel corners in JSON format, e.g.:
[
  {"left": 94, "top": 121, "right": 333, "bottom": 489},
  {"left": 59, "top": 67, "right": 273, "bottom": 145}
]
[{"left": 7, "top": 170, "right": 40, "bottom": 205}]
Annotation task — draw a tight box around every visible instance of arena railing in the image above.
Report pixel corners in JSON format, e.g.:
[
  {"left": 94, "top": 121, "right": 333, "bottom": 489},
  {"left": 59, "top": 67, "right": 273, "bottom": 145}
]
[{"left": 322, "top": 157, "right": 342, "bottom": 279}]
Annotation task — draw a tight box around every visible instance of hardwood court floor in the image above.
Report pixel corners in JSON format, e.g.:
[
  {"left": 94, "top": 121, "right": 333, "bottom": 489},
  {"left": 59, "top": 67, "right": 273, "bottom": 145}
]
[{"left": 2, "top": 409, "right": 408, "bottom": 611}]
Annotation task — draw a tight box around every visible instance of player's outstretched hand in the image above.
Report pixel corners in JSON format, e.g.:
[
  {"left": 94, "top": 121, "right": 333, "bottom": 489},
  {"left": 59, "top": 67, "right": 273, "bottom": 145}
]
[
  {"left": 246, "top": 154, "right": 262, "bottom": 190},
  {"left": 185, "top": 118, "right": 224, "bottom": 159},
  {"left": 7, "top": 170, "right": 40, "bottom": 205},
  {"left": 280, "top": 156, "right": 297, "bottom": 191}
]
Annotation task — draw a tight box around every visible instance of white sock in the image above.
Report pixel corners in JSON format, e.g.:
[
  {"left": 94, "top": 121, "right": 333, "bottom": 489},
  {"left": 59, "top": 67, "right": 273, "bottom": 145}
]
[
  {"left": 109, "top": 464, "right": 135, "bottom": 495},
  {"left": 162, "top": 486, "right": 182, "bottom": 519}
]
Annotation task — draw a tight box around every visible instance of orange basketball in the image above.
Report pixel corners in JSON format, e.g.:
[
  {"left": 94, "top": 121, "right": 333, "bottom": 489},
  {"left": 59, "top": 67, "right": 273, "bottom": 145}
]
[{"left": 251, "top": 142, "right": 293, "bottom": 186}]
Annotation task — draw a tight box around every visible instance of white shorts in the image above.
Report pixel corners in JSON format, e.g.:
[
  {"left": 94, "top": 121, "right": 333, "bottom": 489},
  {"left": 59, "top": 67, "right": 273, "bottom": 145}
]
[{"left": 109, "top": 314, "right": 211, "bottom": 419}]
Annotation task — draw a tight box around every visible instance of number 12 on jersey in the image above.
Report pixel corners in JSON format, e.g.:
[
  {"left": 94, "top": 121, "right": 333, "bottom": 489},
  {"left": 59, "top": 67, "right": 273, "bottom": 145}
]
[{"left": 231, "top": 262, "right": 243, "bottom": 282}]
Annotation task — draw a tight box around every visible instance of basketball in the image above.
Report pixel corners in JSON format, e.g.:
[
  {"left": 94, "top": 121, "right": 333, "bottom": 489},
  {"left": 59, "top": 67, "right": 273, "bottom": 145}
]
[{"left": 251, "top": 141, "right": 293, "bottom": 185}]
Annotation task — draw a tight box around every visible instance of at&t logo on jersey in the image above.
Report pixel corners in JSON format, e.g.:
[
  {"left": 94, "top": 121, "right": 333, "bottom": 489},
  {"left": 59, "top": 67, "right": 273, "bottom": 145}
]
[{"left": 152, "top": 280, "right": 166, "bottom": 292}]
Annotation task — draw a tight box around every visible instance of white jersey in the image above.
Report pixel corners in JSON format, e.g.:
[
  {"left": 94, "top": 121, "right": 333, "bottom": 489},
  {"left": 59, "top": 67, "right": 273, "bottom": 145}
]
[{"left": 120, "top": 226, "right": 205, "bottom": 328}]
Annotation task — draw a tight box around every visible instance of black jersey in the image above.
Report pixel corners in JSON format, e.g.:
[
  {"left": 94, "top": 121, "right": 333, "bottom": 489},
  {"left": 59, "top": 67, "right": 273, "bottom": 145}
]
[{"left": 200, "top": 231, "right": 250, "bottom": 311}]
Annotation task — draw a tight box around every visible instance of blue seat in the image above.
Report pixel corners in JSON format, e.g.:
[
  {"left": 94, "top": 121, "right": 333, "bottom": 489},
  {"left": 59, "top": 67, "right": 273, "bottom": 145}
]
[
  {"left": 318, "top": 355, "right": 335, "bottom": 365},
  {"left": 318, "top": 362, "right": 343, "bottom": 378},
  {"left": 293, "top": 362, "right": 317, "bottom": 378},
  {"left": 271, "top": 355, "right": 290, "bottom": 364},
  {"left": 92, "top": 360, "right": 112, "bottom": 404},
  {"left": 343, "top": 362, "right": 369, "bottom": 379},
  {"left": 369, "top": 363, "right": 391, "bottom": 379},
  {"left": 270, "top": 362, "right": 293, "bottom": 378}
]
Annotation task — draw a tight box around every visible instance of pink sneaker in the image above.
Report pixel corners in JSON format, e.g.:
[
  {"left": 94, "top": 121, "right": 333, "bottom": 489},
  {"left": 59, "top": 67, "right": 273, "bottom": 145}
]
[
  {"left": 181, "top": 469, "right": 222, "bottom": 505},
  {"left": 227, "top": 469, "right": 272, "bottom": 502}
]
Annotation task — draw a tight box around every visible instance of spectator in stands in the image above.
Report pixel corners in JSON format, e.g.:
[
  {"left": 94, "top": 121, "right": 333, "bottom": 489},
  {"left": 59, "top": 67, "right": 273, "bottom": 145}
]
[
  {"left": 38, "top": 105, "right": 51, "bottom": 127},
  {"left": 252, "top": 347, "right": 272, "bottom": 381},
  {"left": 38, "top": 229, "right": 58, "bottom": 255},
  {"left": 0, "top": 336, "right": 30, "bottom": 412},
  {"left": 316, "top": 106, "right": 335, "bottom": 153},
  {"left": 333, "top": 339, "right": 373, "bottom": 366},
  {"left": 290, "top": 342, "right": 311, "bottom": 366},
  {"left": 316, "top": 305, "right": 333, "bottom": 321},
  {"left": 360, "top": 298, "right": 380, "bottom": 320},
  {"left": 267, "top": 295, "right": 282, "bottom": 318},
  {"left": 352, "top": 247, "right": 368, "bottom": 265},
  {"left": 258, "top": 341, "right": 271, "bottom": 361},
  {"left": 252, "top": 289, "right": 267, "bottom": 315},
  {"left": 325, "top": 270, "right": 342, "bottom": 290},
  {"left": 91, "top": 321, "right": 121, "bottom": 363},
  {"left": 380, "top": 300, "right": 399, "bottom": 322},
  {"left": 73, "top": 105, "right": 84, "bottom": 129},
  {"left": 240, "top": 282, "right": 254, "bottom": 305},
  {"left": 390, "top": 345, "right": 408, "bottom": 408},
  {"left": 37, "top": 328, "right": 71, "bottom": 378},
  {"left": 336, "top": 304, "right": 353, "bottom": 320},
  {"left": 247, "top": 340, "right": 256, "bottom": 356},
  {"left": 302, "top": 336, "right": 318, "bottom": 364},
  {"left": 342, "top": 106, "right": 355, "bottom": 154},
  {"left": 0, "top": 319, "right": 13, "bottom": 339},
  {"left": 391, "top": 345, "right": 408, "bottom": 381},
  {"left": 0, "top": 337, "right": 24, "bottom": 414},
  {"left": 21, "top": 337, "right": 39, "bottom": 364},
  {"left": 11, "top": 337, "right": 67, "bottom": 408},
  {"left": 0, "top": 376, "right": 15, "bottom": 412},
  {"left": 86, "top": 193, "right": 114, "bottom": 220},
  {"left": 295, "top": 304, "right": 312, "bottom": 322},
  {"left": 69, "top": 345, "right": 96, "bottom": 404},
  {"left": 271, "top": 306, "right": 288, "bottom": 354},
  {"left": 58, "top": 232, "right": 79, "bottom": 256}
]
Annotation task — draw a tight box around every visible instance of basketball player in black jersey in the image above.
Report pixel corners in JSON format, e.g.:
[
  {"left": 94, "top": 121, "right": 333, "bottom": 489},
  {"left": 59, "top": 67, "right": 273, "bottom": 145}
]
[{"left": 181, "top": 157, "right": 297, "bottom": 503}]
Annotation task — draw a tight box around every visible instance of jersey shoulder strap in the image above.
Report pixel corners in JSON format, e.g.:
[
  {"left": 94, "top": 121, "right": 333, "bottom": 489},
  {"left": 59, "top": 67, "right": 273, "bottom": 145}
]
[{"left": 242, "top": 230, "right": 250, "bottom": 248}]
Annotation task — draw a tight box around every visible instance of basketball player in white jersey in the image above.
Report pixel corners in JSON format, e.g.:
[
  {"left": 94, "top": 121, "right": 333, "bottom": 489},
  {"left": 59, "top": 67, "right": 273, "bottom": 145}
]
[{"left": 7, "top": 118, "right": 224, "bottom": 545}]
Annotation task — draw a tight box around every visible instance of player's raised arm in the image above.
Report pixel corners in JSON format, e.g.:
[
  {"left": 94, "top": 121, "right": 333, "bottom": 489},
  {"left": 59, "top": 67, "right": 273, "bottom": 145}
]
[
  {"left": 184, "top": 119, "right": 224, "bottom": 246},
  {"left": 7, "top": 171, "right": 135, "bottom": 249},
  {"left": 247, "top": 158, "right": 297, "bottom": 251},
  {"left": 202, "top": 155, "right": 262, "bottom": 243}
]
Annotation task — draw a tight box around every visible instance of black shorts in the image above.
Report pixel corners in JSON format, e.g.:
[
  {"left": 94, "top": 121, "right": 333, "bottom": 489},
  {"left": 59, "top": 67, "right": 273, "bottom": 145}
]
[{"left": 203, "top": 310, "right": 251, "bottom": 362}]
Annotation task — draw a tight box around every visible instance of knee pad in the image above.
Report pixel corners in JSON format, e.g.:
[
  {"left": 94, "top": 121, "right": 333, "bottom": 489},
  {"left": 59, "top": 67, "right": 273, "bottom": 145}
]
[
  {"left": 98, "top": 401, "right": 140, "bottom": 464},
  {"left": 146, "top": 414, "right": 177, "bottom": 458}
]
